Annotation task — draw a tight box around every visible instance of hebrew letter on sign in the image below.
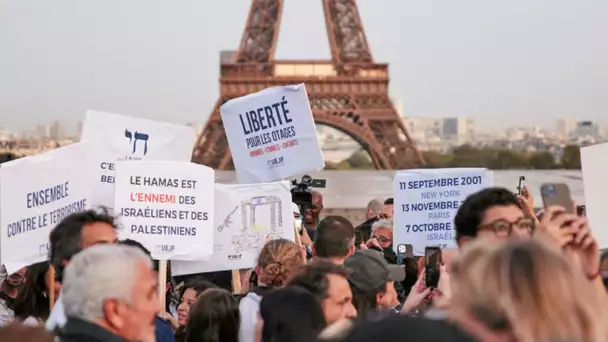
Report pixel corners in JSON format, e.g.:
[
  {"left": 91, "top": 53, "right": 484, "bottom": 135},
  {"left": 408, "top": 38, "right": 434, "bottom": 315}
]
[
  {"left": 124, "top": 129, "right": 132, "bottom": 144},
  {"left": 133, "top": 131, "right": 149, "bottom": 155}
]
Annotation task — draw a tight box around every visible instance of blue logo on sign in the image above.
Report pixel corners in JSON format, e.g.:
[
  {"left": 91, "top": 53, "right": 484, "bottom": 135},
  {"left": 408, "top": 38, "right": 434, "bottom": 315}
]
[{"left": 124, "top": 129, "right": 149, "bottom": 156}]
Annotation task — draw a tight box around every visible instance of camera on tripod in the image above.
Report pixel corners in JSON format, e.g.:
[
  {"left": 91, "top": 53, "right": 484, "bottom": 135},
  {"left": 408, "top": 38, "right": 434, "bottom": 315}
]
[{"left": 291, "top": 175, "right": 326, "bottom": 211}]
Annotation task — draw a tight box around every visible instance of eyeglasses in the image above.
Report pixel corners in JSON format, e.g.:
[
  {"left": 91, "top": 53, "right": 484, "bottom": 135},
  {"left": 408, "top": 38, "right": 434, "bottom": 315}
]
[
  {"left": 373, "top": 235, "right": 392, "bottom": 244},
  {"left": 478, "top": 218, "right": 535, "bottom": 236}
]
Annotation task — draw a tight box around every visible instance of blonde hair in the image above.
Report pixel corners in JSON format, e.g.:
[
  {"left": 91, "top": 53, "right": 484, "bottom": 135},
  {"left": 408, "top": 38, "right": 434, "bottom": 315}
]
[
  {"left": 451, "top": 237, "right": 608, "bottom": 342},
  {"left": 257, "top": 239, "right": 304, "bottom": 288}
]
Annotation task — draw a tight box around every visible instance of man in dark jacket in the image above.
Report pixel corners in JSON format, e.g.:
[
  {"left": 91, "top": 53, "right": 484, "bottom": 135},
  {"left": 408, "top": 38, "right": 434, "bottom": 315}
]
[{"left": 57, "top": 245, "right": 159, "bottom": 342}]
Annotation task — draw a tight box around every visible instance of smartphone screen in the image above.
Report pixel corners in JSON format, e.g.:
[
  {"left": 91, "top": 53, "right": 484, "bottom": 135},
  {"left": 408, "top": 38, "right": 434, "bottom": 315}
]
[
  {"left": 397, "top": 244, "right": 406, "bottom": 254},
  {"left": 425, "top": 247, "right": 441, "bottom": 288},
  {"left": 405, "top": 244, "right": 414, "bottom": 258},
  {"left": 294, "top": 215, "right": 303, "bottom": 235},
  {"left": 577, "top": 205, "right": 586, "bottom": 217},
  {"left": 396, "top": 244, "right": 407, "bottom": 265},
  {"left": 517, "top": 176, "right": 526, "bottom": 196},
  {"left": 540, "top": 183, "right": 574, "bottom": 214}
]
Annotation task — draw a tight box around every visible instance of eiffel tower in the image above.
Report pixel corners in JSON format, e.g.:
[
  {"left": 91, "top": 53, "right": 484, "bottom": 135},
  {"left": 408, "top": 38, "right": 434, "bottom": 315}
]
[{"left": 193, "top": 0, "right": 424, "bottom": 169}]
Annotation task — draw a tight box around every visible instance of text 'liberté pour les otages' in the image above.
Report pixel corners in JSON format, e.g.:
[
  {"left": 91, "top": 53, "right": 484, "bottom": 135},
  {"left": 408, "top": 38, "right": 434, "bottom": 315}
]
[
  {"left": 7, "top": 182, "right": 87, "bottom": 238},
  {"left": 122, "top": 176, "right": 209, "bottom": 237},
  {"left": 238, "top": 96, "right": 299, "bottom": 157}
]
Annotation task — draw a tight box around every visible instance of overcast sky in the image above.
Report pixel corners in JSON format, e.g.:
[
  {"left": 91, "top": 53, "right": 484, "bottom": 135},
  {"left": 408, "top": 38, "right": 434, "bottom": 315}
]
[{"left": 1, "top": 0, "right": 607, "bottom": 134}]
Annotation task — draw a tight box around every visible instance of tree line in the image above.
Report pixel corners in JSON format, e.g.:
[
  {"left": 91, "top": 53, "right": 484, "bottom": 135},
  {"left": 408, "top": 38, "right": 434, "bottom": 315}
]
[
  {"left": 325, "top": 145, "right": 582, "bottom": 170},
  {"left": 2, "top": 145, "right": 583, "bottom": 170}
]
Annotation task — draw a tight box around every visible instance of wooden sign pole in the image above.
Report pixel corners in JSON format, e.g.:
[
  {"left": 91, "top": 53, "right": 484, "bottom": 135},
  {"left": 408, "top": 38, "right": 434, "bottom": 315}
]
[
  {"left": 49, "top": 265, "right": 56, "bottom": 310},
  {"left": 158, "top": 260, "right": 167, "bottom": 312},
  {"left": 231, "top": 270, "right": 242, "bottom": 294}
]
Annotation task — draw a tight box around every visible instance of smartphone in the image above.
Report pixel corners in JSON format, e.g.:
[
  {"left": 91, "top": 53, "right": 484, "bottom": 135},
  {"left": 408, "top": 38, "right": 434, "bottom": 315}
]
[
  {"left": 540, "top": 183, "right": 574, "bottom": 214},
  {"left": 577, "top": 205, "right": 586, "bottom": 217},
  {"left": 404, "top": 244, "right": 414, "bottom": 258},
  {"left": 425, "top": 246, "right": 441, "bottom": 288},
  {"left": 396, "top": 244, "right": 407, "bottom": 265},
  {"left": 397, "top": 244, "right": 406, "bottom": 255},
  {"left": 517, "top": 176, "right": 526, "bottom": 196},
  {"left": 294, "top": 215, "right": 303, "bottom": 235}
]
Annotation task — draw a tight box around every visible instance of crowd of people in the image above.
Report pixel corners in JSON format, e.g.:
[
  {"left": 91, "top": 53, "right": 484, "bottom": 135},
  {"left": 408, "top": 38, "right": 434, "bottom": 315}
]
[{"left": 0, "top": 185, "right": 607, "bottom": 342}]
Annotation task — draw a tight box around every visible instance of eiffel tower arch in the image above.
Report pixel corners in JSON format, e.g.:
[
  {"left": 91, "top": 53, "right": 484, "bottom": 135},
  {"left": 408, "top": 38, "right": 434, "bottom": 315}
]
[{"left": 193, "top": 0, "right": 424, "bottom": 170}]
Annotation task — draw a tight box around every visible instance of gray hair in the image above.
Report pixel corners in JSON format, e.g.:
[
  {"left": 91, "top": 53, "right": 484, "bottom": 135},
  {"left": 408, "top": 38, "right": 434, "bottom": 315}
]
[
  {"left": 62, "top": 244, "right": 152, "bottom": 322},
  {"left": 366, "top": 198, "right": 384, "bottom": 216},
  {"left": 371, "top": 219, "right": 393, "bottom": 233}
]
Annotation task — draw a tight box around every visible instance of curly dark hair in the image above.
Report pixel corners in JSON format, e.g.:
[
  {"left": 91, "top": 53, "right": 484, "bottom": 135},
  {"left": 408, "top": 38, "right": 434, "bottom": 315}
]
[
  {"left": 454, "top": 187, "right": 522, "bottom": 242},
  {"left": 49, "top": 208, "right": 116, "bottom": 282}
]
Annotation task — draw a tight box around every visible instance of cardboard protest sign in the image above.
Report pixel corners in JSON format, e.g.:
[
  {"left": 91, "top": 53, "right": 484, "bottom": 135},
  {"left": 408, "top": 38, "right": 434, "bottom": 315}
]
[
  {"left": 220, "top": 84, "right": 324, "bottom": 183},
  {"left": 0, "top": 143, "right": 93, "bottom": 274},
  {"left": 172, "top": 181, "right": 294, "bottom": 276},
  {"left": 113, "top": 161, "right": 214, "bottom": 260},
  {"left": 393, "top": 168, "right": 493, "bottom": 255},
  {"left": 81, "top": 110, "right": 196, "bottom": 209}
]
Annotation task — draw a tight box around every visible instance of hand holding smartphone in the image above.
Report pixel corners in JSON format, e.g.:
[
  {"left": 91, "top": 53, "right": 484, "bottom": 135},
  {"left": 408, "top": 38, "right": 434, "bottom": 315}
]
[
  {"left": 540, "top": 183, "right": 574, "bottom": 214},
  {"left": 396, "top": 244, "right": 414, "bottom": 265},
  {"left": 294, "top": 214, "right": 303, "bottom": 235},
  {"left": 425, "top": 246, "right": 441, "bottom": 288},
  {"left": 517, "top": 176, "right": 526, "bottom": 196}
]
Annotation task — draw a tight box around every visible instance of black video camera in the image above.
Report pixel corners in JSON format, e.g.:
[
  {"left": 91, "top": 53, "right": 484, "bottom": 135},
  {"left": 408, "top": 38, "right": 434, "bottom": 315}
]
[{"left": 291, "top": 175, "right": 326, "bottom": 212}]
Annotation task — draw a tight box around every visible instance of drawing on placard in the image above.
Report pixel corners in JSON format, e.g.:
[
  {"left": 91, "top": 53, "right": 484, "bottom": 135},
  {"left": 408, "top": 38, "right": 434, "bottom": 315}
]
[{"left": 216, "top": 196, "right": 284, "bottom": 253}]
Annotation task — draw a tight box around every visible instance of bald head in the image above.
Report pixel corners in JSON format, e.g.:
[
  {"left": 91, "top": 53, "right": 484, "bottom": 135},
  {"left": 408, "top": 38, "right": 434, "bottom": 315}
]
[
  {"left": 305, "top": 191, "right": 324, "bottom": 226},
  {"left": 366, "top": 198, "right": 384, "bottom": 219}
]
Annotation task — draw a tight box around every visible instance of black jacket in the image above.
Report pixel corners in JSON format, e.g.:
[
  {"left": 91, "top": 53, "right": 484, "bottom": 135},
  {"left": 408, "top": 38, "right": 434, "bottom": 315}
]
[{"left": 56, "top": 317, "right": 126, "bottom": 342}]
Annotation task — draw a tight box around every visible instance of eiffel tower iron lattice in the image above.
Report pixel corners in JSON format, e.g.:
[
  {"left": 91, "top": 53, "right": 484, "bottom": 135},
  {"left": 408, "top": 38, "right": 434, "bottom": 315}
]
[{"left": 193, "top": 0, "right": 424, "bottom": 170}]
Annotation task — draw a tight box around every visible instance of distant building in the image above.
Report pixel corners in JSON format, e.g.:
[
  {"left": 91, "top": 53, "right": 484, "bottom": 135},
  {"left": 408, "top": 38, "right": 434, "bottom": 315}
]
[
  {"left": 49, "top": 120, "right": 64, "bottom": 140},
  {"left": 0, "top": 127, "right": 12, "bottom": 141},
  {"left": 35, "top": 124, "right": 48, "bottom": 140},
  {"left": 576, "top": 121, "right": 600, "bottom": 138},
  {"left": 441, "top": 117, "right": 474, "bottom": 145},
  {"left": 555, "top": 118, "right": 577, "bottom": 139},
  {"left": 403, "top": 117, "right": 442, "bottom": 144}
]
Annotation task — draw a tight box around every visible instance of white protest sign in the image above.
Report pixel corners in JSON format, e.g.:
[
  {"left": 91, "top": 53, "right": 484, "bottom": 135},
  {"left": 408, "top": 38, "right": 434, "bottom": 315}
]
[
  {"left": 220, "top": 84, "right": 324, "bottom": 183},
  {"left": 113, "top": 161, "right": 214, "bottom": 260},
  {"left": 0, "top": 143, "right": 93, "bottom": 274},
  {"left": 394, "top": 168, "right": 493, "bottom": 256},
  {"left": 172, "top": 181, "right": 294, "bottom": 276},
  {"left": 81, "top": 110, "right": 196, "bottom": 209},
  {"left": 581, "top": 142, "right": 608, "bottom": 248}
]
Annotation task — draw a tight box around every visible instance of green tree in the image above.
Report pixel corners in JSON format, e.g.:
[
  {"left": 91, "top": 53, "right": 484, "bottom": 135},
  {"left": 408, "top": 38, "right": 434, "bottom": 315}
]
[
  {"left": 528, "top": 151, "right": 557, "bottom": 169},
  {"left": 490, "top": 149, "right": 528, "bottom": 169},
  {"left": 561, "top": 145, "right": 581, "bottom": 169},
  {"left": 421, "top": 150, "right": 453, "bottom": 168},
  {"left": 324, "top": 161, "right": 339, "bottom": 170},
  {"left": 450, "top": 145, "right": 485, "bottom": 167},
  {"left": 346, "top": 149, "right": 374, "bottom": 169},
  {"left": 324, "top": 144, "right": 580, "bottom": 170}
]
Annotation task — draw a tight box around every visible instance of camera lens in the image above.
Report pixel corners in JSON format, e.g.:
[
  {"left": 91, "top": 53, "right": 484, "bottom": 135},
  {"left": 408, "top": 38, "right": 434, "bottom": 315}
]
[{"left": 302, "top": 175, "right": 312, "bottom": 185}]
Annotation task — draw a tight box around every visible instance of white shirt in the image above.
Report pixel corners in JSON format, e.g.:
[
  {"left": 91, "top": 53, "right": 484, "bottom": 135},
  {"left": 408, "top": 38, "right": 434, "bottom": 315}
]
[
  {"left": 238, "top": 292, "right": 262, "bottom": 342},
  {"left": 45, "top": 295, "right": 66, "bottom": 330},
  {"left": 0, "top": 298, "right": 15, "bottom": 326}
]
